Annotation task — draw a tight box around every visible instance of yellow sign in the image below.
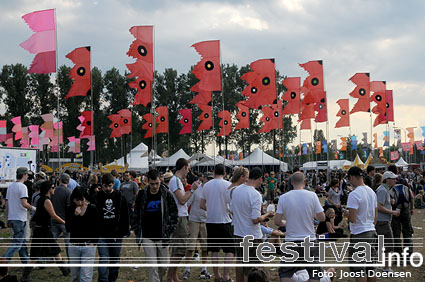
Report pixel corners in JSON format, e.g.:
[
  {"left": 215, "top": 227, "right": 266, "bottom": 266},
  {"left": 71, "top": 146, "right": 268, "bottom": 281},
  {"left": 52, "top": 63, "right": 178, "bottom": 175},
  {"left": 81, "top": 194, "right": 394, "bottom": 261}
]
[
  {"left": 41, "top": 164, "right": 53, "bottom": 173},
  {"left": 61, "top": 163, "right": 85, "bottom": 171},
  {"left": 102, "top": 164, "right": 125, "bottom": 173}
]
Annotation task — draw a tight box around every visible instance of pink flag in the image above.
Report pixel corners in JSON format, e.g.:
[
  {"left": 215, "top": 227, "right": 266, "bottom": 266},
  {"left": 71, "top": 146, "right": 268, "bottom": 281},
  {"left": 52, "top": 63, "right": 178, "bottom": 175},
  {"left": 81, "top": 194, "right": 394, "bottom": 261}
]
[
  {"left": 5, "top": 133, "right": 13, "bottom": 147},
  {"left": 87, "top": 136, "right": 95, "bottom": 151},
  {"left": 20, "top": 9, "right": 56, "bottom": 74},
  {"left": 390, "top": 151, "right": 399, "bottom": 161},
  {"left": 41, "top": 113, "right": 54, "bottom": 139},
  {"left": 20, "top": 127, "right": 30, "bottom": 148},
  {"left": 401, "top": 142, "right": 412, "bottom": 152},
  {"left": 0, "top": 120, "right": 6, "bottom": 142},
  {"left": 67, "top": 137, "right": 81, "bottom": 153},
  {"left": 11, "top": 116, "right": 23, "bottom": 140},
  {"left": 28, "top": 125, "right": 39, "bottom": 147},
  {"left": 415, "top": 141, "right": 424, "bottom": 151}
]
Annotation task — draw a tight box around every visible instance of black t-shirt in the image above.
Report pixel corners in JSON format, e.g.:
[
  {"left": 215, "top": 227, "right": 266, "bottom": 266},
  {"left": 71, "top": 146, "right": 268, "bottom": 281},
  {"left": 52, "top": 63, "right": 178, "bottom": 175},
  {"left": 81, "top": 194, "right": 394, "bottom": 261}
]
[
  {"left": 316, "top": 216, "right": 331, "bottom": 235},
  {"left": 142, "top": 190, "right": 162, "bottom": 240}
]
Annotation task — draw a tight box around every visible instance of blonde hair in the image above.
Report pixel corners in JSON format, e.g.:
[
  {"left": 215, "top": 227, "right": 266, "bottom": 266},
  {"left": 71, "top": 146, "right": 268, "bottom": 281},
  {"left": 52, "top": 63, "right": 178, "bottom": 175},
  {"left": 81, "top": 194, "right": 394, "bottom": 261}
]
[
  {"left": 88, "top": 174, "right": 98, "bottom": 185},
  {"left": 325, "top": 208, "right": 335, "bottom": 218},
  {"left": 231, "top": 167, "right": 249, "bottom": 183}
]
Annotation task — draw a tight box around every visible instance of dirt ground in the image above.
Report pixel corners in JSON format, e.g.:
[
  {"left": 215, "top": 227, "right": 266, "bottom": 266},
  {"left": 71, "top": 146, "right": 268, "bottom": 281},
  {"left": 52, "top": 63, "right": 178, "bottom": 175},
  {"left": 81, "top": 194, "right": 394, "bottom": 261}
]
[{"left": 1, "top": 207, "right": 424, "bottom": 282}]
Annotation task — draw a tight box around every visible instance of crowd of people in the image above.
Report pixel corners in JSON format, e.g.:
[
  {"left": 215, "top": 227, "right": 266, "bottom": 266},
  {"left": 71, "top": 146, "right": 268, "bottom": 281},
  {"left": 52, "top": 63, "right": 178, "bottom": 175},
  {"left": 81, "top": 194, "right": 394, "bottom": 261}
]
[{"left": 0, "top": 159, "right": 423, "bottom": 282}]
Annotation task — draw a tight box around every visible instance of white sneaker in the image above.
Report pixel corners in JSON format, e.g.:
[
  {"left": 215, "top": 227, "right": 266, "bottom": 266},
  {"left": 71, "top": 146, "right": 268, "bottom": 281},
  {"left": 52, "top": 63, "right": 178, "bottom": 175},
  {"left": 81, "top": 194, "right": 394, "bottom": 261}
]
[
  {"left": 193, "top": 253, "right": 200, "bottom": 261},
  {"left": 183, "top": 270, "right": 190, "bottom": 280}
]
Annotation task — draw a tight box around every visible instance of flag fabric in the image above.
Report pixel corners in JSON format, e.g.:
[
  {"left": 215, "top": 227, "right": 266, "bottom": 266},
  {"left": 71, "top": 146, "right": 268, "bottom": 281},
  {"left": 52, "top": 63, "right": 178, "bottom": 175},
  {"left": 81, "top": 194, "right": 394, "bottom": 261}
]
[
  {"left": 28, "top": 125, "right": 39, "bottom": 147},
  {"left": 314, "top": 90, "right": 328, "bottom": 123},
  {"left": 335, "top": 99, "right": 350, "bottom": 128},
  {"left": 20, "top": 9, "right": 56, "bottom": 74},
  {"left": 299, "top": 103, "right": 315, "bottom": 120},
  {"left": 334, "top": 151, "right": 338, "bottom": 160},
  {"left": 351, "top": 136, "right": 357, "bottom": 150},
  {"left": 299, "top": 60, "right": 324, "bottom": 95},
  {"left": 108, "top": 114, "right": 122, "bottom": 138},
  {"left": 178, "top": 109, "right": 192, "bottom": 135},
  {"left": 421, "top": 126, "right": 425, "bottom": 138},
  {"left": 5, "top": 133, "right": 13, "bottom": 147},
  {"left": 322, "top": 141, "right": 328, "bottom": 153},
  {"left": 78, "top": 111, "right": 93, "bottom": 138},
  {"left": 40, "top": 113, "right": 54, "bottom": 139},
  {"left": 363, "top": 148, "right": 367, "bottom": 158},
  {"left": 20, "top": 127, "right": 30, "bottom": 148},
  {"left": 0, "top": 120, "right": 6, "bottom": 142},
  {"left": 241, "top": 59, "right": 277, "bottom": 109},
  {"left": 11, "top": 116, "right": 23, "bottom": 140},
  {"left": 362, "top": 132, "right": 368, "bottom": 145},
  {"left": 401, "top": 142, "right": 412, "bottom": 152},
  {"left": 340, "top": 137, "right": 347, "bottom": 151},
  {"left": 218, "top": 110, "right": 232, "bottom": 137},
  {"left": 330, "top": 140, "right": 337, "bottom": 151},
  {"left": 191, "top": 40, "right": 222, "bottom": 93},
  {"left": 394, "top": 129, "right": 401, "bottom": 146},
  {"left": 234, "top": 102, "right": 249, "bottom": 130},
  {"left": 126, "top": 26, "right": 154, "bottom": 107},
  {"left": 155, "top": 107, "right": 169, "bottom": 134},
  {"left": 259, "top": 101, "right": 282, "bottom": 133},
  {"left": 383, "top": 131, "right": 390, "bottom": 147},
  {"left": 142, "top": 113, "right": 154, "bottom": 139},
  {"left": 302, "top": 143, "right": 308, "bottom": 155},
  {"left": 87, "top": 136, "right": 95, "bottom": 151},
  {"left": 349, "top": 73, "right": 370, "bottom": 114},
  {"left": 370, "top": 81, "right": 387, "bottom": 127},
  {"left": 118, "top": 109, "right": 132, "bottom": 135},
  {"left": 197, "top": 105, "right": 212, "bottom": 131},
  {"left": 415, "top": 141, "right": 424, "bottom": 151},
  {"left": 65, "top": 47, "right": 91, "bottom": 99},
  {"left": 315, "top": 141, "right": 321, "bottom": 154},
  {"left": 67, "top": 136, "right": 81, "bottom": 153},
  {"left": 379, "top": 147, "right": 384, "bottom": 157},
  {"left": 390, "top": 151, "right": 399, "bottom": 161},
  {"left": 385, "top": 90, "right": 394, "bottom": 122},
  {"left": 189, "top": 91, "right": 212, "bottom": 105},
  {"left": 281, "top": 77, "right": 301, "bottom": 115},
  {"left": 407, "top": 127, "right": 415, "bottom": 144},
  {"left": 373, "top": 133, "right": 378, "bottom": 148},
  {"left": 300, "top": 119, "right": 311, "bottom": 130}
]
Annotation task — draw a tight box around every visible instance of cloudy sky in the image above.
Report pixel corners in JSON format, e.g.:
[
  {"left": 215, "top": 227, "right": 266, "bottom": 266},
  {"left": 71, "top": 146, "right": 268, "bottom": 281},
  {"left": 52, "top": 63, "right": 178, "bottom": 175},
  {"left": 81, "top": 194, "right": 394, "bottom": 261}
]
[{"left": 1, "top": 0, "right": 425, "bottom": 153}]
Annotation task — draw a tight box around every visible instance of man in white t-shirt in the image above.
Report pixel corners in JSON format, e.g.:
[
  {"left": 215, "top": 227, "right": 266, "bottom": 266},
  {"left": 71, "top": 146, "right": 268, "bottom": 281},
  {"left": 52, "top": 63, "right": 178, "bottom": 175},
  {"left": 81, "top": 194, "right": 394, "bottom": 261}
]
[
  {"left": 232, "top": 167, "right": 274, "bottom": 282},
  {"left": 274, "top": 172, "right": 325, "bottom": 282},
  {"left": 2, "top": 167, "right": 35, "bottom": 263},
  {"left": 345, "top": 166, "right": 378, "bottom": 282},
  {"left": 166, "top": 158, "right": 198, "bottom": 282},
  {"left": 200, "top": 164, "right": 234, "bottom": 282}
]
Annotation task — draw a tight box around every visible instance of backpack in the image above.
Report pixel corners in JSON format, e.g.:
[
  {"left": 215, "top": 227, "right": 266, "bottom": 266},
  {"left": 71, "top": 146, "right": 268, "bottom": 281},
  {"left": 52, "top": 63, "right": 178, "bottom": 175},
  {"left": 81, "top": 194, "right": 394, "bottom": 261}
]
[{"left": 393, "top": 184, "right": 410, "bottom": 208}]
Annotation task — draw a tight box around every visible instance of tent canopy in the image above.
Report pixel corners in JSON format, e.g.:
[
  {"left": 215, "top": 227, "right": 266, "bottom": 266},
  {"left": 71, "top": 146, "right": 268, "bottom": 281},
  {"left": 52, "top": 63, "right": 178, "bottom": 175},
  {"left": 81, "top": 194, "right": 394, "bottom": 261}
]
[
  {"left": 235, "top": 148, "right": 288, "bottom": 172},
  {"left": 396, "top": 157, "right": 408, "bottom": 167},
  {"left": 110, "top": 142, "right": 149, "bottom": 172},
  {"left": 156, "top": 149, "right": 190, "bottom": 167},
  {"left": 302, "top": 160, "right": 352, "bottom": 170}
]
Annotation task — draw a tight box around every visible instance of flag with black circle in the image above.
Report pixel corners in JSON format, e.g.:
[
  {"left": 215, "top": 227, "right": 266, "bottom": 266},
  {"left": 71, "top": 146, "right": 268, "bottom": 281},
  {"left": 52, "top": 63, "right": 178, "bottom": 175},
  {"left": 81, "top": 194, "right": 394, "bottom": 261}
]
[
  {"left": 241, "top": 59, "right": 277, "bottom": 109},
  {"left": 155, "top": 107, "right": 169, "bottom": 134},
  {"left": 370, "top": 81, "right": 386, "bottom": 127},
  {"left": 314, "top": 90, "right": 327, "bottom": 122},
  {"left": 191, "top": 40, "right": 222, "bottom": 93},
  {"left": 217, "top": 110, "right": 231, "bottom": 136},
  {"left": 235, "top": 102, "right": 249, "bottom": 130},
  {"left": 259, "top": 101, "right": 282, "bottom": 133},
  {"left": 65, "top": 47, "right": 91, "bottom": 99},
  {"left": 142, "top": 113, "right": 155, "bottom": 139},
  {"left": 299, "top": 60, "right": 324, "bottom": 99},
  {"left": 349, "top": 73, "right": 370, "bottom": 114},
  {"left": 118, "top": 109, "right": 132, "bottom": 135},
  {"left": 197, "top": 105, "right": 212, "bottom": 131},
  {"left": 281, "top": 77, "right": 301, "bottom": 115},
  {"left": 178, "top": 109, "right": 192, "bottom": 135},
  {"left": 335, "top": 99, "right": 350, "bottom": 128},
  {"left": 108, "top": 114, "right": 122, "bottom": 138}
]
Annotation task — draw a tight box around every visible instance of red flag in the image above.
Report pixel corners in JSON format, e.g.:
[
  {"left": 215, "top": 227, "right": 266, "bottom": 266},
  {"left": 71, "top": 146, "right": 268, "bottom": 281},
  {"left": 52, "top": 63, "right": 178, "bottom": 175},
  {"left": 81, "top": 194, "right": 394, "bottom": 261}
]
[
  {"left": 234, "top": 102, "right": 249, "bottom": 130},
  {"left": 415, "top": 141, "right": 424, "bottom": 151},
  {"left": 127, "top": 26, "right": 154, "bottom": 63},
  {"left": 191, "top": 40, "right": 221, "bottom": 92},
  {"left": 300, "top": 119, "right": 311, "bottom": 130},
  {"left": 370, "top": 81, "right": 386, "bottom": 127},
  {"left": 179, "top": 109, "right": 192, "bottom": 135},
  {"left": 217, "top": 110, "right": 231, "bottom": 136},
  {"left": 11, "top": 116, "right": 23, "bottom": 140},
  {"left": 385, "top": 90, "right": 394, "bottom": 122},
  {"left": 155, "top": 107, "right": 168, "bottom": 134},
  {"left": 335, "top": 99, "right": 350, "bottom": 128},
  {"left": 241, "top": 59, "right": 277, "bottom": 109},
  {"left": 20, "top": 9, "right": 56, "bottom": 74},
  {"left": 79, "top": 111, "right": 92, "bottom": 138},
  {"left": 281, "top": 77, "right": 301, "bottom": 115},
  {"left": 299, "top": 60, "right": 324, "bottom": 94},
  {"left": 197, "top": 105, "right": 212, "bottom": 131},
  {"left": 108, "top": 114, "right": 122, "bottom": 138},
  {"left": 189, "top": 91, "right": 211, "bottom": 105},
  {"left": 259, "top": 101, "right": 282, "bottom": 133},
  {"left": 349, "top": 73, "right": 370, "bottom": 114},
  {"left": 401, "top": 142, "right": 411, "bottom": 152},
  {"left": 390, "top": 151, "right": 399, "bottom": 161},
  {"left": 142, "top": 113, "right": 154, "bottom": 138},
  {"left": 118, "top": 109, "right": 132, "bottom": 135},
  {"left": 65, "top": 47, "right": 91, "bottom": 99},
  {"left": 314, "top": 90, "right": 327, "bottom": 123},
  {"left": 126, "top": 26, "right": 154, "bottom": 107},
  {"left": 299, "top": 103, "right": 315, "bottom": 120}
]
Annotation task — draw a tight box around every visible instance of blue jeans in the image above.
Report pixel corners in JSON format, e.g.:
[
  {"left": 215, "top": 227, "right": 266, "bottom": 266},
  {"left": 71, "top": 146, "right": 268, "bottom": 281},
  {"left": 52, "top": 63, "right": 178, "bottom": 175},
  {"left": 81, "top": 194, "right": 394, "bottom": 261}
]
[
  {"left": 97, "top": 238, "right": 122, "bottom": 282},
  {"left": 2, "top": 220, "right": 29, "bottom": 263},
  {"left": 69, "top": 243, "right": 96, "bottom": 282},
  {"left": 51, "top": 222, "right": 70, "bottom": 259}
]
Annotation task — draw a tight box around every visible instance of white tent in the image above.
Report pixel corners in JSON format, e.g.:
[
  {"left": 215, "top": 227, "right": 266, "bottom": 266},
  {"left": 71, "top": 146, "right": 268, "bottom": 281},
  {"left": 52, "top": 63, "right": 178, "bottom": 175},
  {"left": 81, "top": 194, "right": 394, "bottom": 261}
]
[
  {"left": 302, "top": 160, "right": 352, "bottom": 170},
  {"left": 148, "top": 150, "right": 162, "bottom": 162},
  {"left": 396, "top": 157, "right": 409, "bottom": 167},
  {"left": 193, "top": 156, "right": 234, "bottom": 168},
  {"left": 234, "top": 148, "right": 288, "bottom": 171},
  {"left": 110, "top": 142, "right": 149, "bottom": 172},
  {"left": 156, "top": 149, "right": 191, "bottom": 167}
]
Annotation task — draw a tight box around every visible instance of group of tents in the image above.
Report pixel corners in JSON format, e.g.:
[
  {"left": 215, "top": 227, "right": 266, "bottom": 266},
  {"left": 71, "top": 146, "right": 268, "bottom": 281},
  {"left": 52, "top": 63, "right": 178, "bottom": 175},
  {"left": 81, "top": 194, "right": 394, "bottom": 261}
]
[{"left": 104, "top": 142, "right": 288, "bottom": 173}]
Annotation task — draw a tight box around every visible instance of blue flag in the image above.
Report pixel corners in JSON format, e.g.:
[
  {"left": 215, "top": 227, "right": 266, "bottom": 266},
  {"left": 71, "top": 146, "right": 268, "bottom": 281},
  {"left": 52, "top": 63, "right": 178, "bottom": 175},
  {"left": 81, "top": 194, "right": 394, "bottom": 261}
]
[
  {"left": 421, "top": 127, "right": 425, "bottom": 138},
  {"left": 302, "top": 143, "right": 308, "bottom": 155},
  {"left": 351, "top": 136, "right": 357, "bottom": 150},
  {"left": 322, "top": 140, "right": 328, "bottom": 153}
]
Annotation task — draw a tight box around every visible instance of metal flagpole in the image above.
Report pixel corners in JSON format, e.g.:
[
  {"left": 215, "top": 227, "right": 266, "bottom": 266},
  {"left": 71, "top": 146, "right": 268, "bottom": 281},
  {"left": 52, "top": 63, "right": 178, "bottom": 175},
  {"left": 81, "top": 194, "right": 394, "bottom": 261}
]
[
  {"left": 54, "top": 9, "right": 62, "bottom": 173},
  {"left": 89, "top": 46, "right": 94, "bottom": 170},
  {"left": 152, "top": 25, "right": 157, "bottom": 168}
]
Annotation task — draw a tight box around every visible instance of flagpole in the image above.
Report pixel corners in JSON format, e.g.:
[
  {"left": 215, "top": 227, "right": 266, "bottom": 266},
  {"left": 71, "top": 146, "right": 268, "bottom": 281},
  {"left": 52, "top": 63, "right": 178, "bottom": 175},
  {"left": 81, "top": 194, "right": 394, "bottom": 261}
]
[
  {"left": 89, "top": 46, "right": 94, "bottom": 171},
  {"left": 152, "top": 25, "right": 157, "bottom": 169},
  {"left": 54, "top": 9, "right": 62, "bottom": 173}
]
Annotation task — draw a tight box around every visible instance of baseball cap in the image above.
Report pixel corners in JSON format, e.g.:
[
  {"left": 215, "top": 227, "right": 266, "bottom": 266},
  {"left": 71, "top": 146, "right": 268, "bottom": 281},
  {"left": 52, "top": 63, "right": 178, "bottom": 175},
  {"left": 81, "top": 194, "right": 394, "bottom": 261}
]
[
  {"left": 249, "top": 167, "right": 263, "bottom": 180},
  {"left": 347, "top": 166, "right": 363, "bottom": 177},
  {"left": 382, "top": 171, "right": 398, "bottom": 180},
  {"left": 163, "top": 171, "right": 173, "bottom": 181},
  {"left": 16, "top": 167, "right": 29, "bottom": 175},
  {"left": 206, "top": 172, "right": 214, "bottom": 180}
]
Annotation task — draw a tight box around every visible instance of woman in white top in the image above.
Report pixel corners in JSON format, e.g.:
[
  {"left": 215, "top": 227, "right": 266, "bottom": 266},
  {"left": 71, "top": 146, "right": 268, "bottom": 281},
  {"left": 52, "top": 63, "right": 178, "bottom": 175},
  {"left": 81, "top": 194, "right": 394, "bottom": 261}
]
[{"left": 227, "top": 167, "right": 249, "bottom": 205}]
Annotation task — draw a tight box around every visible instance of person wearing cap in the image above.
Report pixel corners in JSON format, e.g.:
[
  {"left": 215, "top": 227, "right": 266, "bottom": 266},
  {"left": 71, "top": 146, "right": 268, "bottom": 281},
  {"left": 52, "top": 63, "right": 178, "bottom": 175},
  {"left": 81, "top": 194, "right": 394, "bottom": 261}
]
[
  {"left": 232, "top": 167, "right": 275, "bottom": 282},
  {"left": 162, "top": 171, "right": 173, "bottom": 188},
  {"left": 2, "top": 167, "right": 34, "bottom": 264},
  {"left": 275, "top": 171, "right": 324, "bottom": 282},
  {"left": 50, "top": 173, "right": 72, "bottom": 260},
  {"left": 376, "top": 171, "right": 400, "bottom": 273},
  {"left": 345, "top": 166, "right": 378, "bottom": 281}
]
